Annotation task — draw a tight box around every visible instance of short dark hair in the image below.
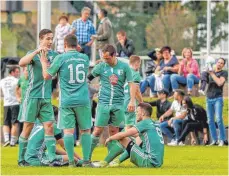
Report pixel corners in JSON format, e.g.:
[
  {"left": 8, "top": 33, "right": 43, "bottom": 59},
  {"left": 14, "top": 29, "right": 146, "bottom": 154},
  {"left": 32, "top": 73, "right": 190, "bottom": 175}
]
[
  {"left": 129, "top": 55, "right": 140, "bottom": 65},
  {"left": 100, "top": 9, "right": 108, "bottom": 17},
  {"left": 39, "top": 29, "right": 53, "bottom": 39},
  {"left": 183, "top": 96, "right": 194, "bottom": 109},
  {"left": 9, "top": 66, "right": 19, "bottom": 74},
  {"left": 160, "top": 46, "right": 171, "bottom": 54},
  {"left": 117, "top": 30, "right": 126, "bottom": 36},
  {"left": 59, "top": 15, "right": 68, "bottom": 22},
  {"left": 102, "top": 44, "right": 116, "bottom": 57},
  {"left": 64, "top": 34, "right": 78, "bottom": 48},
  {"left": 174, "top": 89, "right": 185, "bottom": 97},
  {"left": 218, "top": 57, "right": 226, "bottom": 65},
  {"left": 138, "top": 102, "right": 153, "bottom": 117}
]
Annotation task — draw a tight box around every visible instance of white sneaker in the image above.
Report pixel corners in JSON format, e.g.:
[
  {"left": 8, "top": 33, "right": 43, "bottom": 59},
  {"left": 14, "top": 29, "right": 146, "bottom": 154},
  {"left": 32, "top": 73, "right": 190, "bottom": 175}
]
[
  {"left": 198, "top": 90, "right": 205, "bottom": 96},
  {"left": 167, "top": 140, "right": 178, "bottom": 146},
  {"left": 178, "top": 141, "right": 185, "bottom": 146},
  {"left": 218, "top": 140, "right": 224, "bottom": 147}
]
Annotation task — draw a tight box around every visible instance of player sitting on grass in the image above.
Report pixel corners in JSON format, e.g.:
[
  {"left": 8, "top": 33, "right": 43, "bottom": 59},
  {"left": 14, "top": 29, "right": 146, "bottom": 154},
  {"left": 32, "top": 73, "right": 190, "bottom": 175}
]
[
  {"left": 109, "top": 55, "right": 143, "bottom": 167},
  {"left": 93, "top": 102, "right": 164, "bottom": 168},
  {"left": 24, "top": 106, "right": 82, "bottom": 167}
]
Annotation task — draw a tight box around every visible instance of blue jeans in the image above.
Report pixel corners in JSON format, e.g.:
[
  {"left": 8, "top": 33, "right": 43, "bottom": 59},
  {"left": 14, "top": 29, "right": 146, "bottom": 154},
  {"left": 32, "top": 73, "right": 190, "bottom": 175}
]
[
  {"left": 160, "top": 121, "right": 174, "bottom": 140},
  {"left": 162, "top": 74, "right": 172, "bottom": 91},
  {"left": 170, "top": 74, "right": 200, "bottom": 91},
  {"left": 140, "top": 75, "right": 156, "bottom": 94},
  {"left": 206, "top": 97, "right": 226, "bottom": 141},
  {"left": 172, "top": 119, "right": 184, "bottom": 140}
]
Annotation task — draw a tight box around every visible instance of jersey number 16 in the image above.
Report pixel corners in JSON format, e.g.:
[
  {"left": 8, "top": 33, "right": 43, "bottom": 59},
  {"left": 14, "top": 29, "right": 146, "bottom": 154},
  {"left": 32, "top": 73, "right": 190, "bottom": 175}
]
[{"left": 68, "top": 64, "right": 86, "bottom": 84}]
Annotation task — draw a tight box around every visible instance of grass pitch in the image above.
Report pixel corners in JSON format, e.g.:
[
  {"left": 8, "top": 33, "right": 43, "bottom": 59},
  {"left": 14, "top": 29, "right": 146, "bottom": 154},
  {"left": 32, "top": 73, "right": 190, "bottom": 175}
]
[{"left": 1, "top": 146, "right": 228, "bottom": 175}]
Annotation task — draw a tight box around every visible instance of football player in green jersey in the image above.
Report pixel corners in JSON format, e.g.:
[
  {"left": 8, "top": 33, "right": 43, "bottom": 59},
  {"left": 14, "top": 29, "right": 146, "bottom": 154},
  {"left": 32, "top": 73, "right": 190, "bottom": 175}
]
[
  {"left": 87, "top": 44, "right": 136, "bottom": 160},
  {"left": 41, "top": 34, "right": 93, "bottom": 167},
  {"left": 94, "top": 102, "right": 164, "bottom": 168},
  {"left": 18, "top": 29, "right": 58, "bottom": 166},
  {"left": 108, "top": 55, "right": 143, "bottom": 167}
]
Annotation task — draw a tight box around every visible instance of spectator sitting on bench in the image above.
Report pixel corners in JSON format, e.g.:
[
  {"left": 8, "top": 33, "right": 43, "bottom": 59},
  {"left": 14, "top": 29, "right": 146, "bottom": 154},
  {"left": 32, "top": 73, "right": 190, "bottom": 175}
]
[
  {"left": 159, "top": 89, "right": 187, "bottom": 146},
  {"left": 170, "top": 48, "right": 200, "bottom": 96},
  {"left": 154, "top": 46, "right": 179, "bottom": 94},
  {"left": 140, "top": 48, "right": 162, "bottom": 96},
  {"left": 177, "top": 96, "right": 209, "bottom": 145}
]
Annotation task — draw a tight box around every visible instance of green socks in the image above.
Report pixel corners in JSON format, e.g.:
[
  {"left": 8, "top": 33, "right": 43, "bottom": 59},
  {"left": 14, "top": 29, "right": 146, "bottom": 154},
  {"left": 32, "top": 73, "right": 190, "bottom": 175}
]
[
  {"left": 18, "top": 136, "right": 28, "bottom": 162},
  {"left": 90, "top": 134, "right": 100, "bottom": 160},
  {"left": 63, "top": 134, "right": 74, "bottom": 163},
  {"left": 45, "top": 135, "right": 56, "bottom": 162},
  {"left": 119, "top": 150, "right": 130, "bottom": 163},
  {"left": 80, "top": 133, "right": 92, "bottom": 161},
  {"left": 104, "top": 140, "right": 124, "bottom": 163}
]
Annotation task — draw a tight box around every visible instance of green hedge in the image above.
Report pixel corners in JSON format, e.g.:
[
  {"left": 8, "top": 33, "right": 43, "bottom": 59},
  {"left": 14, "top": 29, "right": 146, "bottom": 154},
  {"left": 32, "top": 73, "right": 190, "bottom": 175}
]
[{"left": 0, "top": 97, "right": 228, "bottom": 125}]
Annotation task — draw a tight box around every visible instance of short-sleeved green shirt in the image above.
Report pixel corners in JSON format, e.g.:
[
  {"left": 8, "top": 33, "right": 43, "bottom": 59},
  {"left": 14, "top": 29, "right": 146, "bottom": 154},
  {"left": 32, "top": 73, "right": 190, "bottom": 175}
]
[
  {"left": 91, "top": 60, "right": 133, "bottom": 105},
  {"left": 25, "top": 123, "right": 62, "bottom": 161},
  {"left": 124, "top": 68, "right": 141, "bottom": 110},
  {"left": 17, "top": 76, "right": 29, "bottom": 101},
  {"left": 134, "top": 118, "right": 164, "bottom": 166},
  {"left": 47, "top": 50, "right": 90, "bottom": 107},
  {"left": 25, "top": 50, "right": 58, "bottom": 99}
]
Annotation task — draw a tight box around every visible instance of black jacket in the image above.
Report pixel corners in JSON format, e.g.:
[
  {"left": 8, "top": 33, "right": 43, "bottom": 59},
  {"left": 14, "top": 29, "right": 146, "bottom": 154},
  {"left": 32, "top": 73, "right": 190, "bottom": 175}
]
[
  {"left": 116, "top": 39, "right": 135, "bottom": 57},
  {"left": 187, "top": 104, "right": 208, "bottom": 129},
  {"left": 149, "top": 99, "right": 172, "bottom": 119}
]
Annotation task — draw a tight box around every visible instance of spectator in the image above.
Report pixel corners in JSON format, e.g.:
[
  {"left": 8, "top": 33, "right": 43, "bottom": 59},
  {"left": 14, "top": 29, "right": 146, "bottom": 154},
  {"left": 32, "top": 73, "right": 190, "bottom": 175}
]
[
  {"left": 205, "top": 58, "right": 228, "bottom": 146},
  {"left": 146, "top": 46, "right": 179, "bottom": 95},
  {"left": 116, "top": 30, "right": 135, "bottom": 58},
  {"left": 148, "top": 88, "right": 172, "bottom": 120},
  {"left": 91, "top": 9, "right": 115, "bottom": 58},
  {"left": 140, "top": 48, "right": 162, "bottom": 96},
  {"left": 70, "top": 7, "right": 96, "bottom": 58},
  {"left": 53, "top": 15, "right": 71, "bottom": 53},
  {"left": 177, "top": 96, "right": 208, "bottom": 145},
  {"left": 15, "top": 67, "right": 29, "bottom": 135},
  {"left": 0, "top": 66, "right": 20, "bottom": 147},
  {"left": 159, "top": 89, "right": 187, "bottom": 146},
  {"left": 198, "top": 56, "right": 216, "bottom": 95},
  {"left": 170, "top": 48, "right": 200, "bottom": 95},
  {"left": 156, "top": 46, "right": 179, "bottom": 93}
]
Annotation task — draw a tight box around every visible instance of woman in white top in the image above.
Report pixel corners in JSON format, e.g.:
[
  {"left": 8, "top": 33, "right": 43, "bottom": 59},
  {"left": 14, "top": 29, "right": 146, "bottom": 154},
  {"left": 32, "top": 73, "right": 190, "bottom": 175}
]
[{"left": 54, "top": 15, "right": 71, "bottom": 53}]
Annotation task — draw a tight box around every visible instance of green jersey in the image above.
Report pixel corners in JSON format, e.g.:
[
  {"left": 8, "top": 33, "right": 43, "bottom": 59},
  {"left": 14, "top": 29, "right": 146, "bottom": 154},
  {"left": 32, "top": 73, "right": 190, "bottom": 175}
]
[
  {"left": 25, "top": 123, "right": 62, "bottom": 161},
  {"left": 91, "top": 60, "right": 133, "bottom": 105},
  {"left": 47, "top": 50, "right": 90, "bottom": 107},
  {"left": 124, "top": 68, "right": 141, "bottom": 110},
  {"left": 134, "top": 118, "right": 164, "bottom": 166},
  {"left": 17, "top": 76, "right": 29, "bottom": 101},
  {"left": 25, "top": 50, "right": 58, "bottom": 99}
]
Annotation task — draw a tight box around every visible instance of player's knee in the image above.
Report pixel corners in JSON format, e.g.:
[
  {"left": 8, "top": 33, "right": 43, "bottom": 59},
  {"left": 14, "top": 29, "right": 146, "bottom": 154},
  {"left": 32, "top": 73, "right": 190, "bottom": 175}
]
[
  {"left": 93, "top": 127, "right": 103, "bottom": 136},
  {"left": 80, "top": 129, "right": 91, "bottom": 134},
  {"left": 43, "top": 122, "right": 54, "bottom": 135},
  {"left": 21, "top": 123, "right": 34, "bottom": 138}
]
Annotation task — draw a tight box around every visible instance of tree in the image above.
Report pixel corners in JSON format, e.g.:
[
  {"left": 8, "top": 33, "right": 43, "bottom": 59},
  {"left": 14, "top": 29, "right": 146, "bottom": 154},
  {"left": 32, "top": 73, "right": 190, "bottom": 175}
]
[
  {"left": 184, "top": 1, "right": 228, "bottom": 50},
  {"left": 145, "top": 2, "right": 196, "bottom": 54}
]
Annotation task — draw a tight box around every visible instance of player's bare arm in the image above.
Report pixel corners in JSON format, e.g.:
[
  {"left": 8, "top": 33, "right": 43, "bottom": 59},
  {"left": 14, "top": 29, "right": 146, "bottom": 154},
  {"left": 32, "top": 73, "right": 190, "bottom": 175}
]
[
  {"left": 40, "top": 50, "right": 52, "bottom": 80},
  {"left": 128, "top": 82, "right": 136, "bottom": 112},
  {"left": 19, "top": 47, "right": 46, "bottom": 67},
  {"left": 105, "top": 127, "right": 138, "bottom": 145}
]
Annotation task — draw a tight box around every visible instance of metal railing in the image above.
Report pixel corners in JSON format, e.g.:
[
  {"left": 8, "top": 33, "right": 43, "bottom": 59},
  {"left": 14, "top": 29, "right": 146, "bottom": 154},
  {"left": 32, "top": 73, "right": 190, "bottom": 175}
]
[{"left": 140, "top": 51, "right": 228, "bottom": 79}]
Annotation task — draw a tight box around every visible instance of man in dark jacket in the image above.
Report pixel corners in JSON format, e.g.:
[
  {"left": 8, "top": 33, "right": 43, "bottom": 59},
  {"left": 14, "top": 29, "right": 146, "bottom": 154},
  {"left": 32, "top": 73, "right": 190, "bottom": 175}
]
[
  {"left": 116, "top": 30, "right": 135, "bottom": 58},
  {"left": 148, "top": 88, "right": 172, "bottom": 120}
]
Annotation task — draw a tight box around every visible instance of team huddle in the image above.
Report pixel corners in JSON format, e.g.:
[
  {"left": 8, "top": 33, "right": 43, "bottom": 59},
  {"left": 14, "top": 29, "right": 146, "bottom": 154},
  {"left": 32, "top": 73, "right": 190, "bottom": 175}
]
[{"left": 16, "top": 29, "right": 164, "bottom": 168}]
